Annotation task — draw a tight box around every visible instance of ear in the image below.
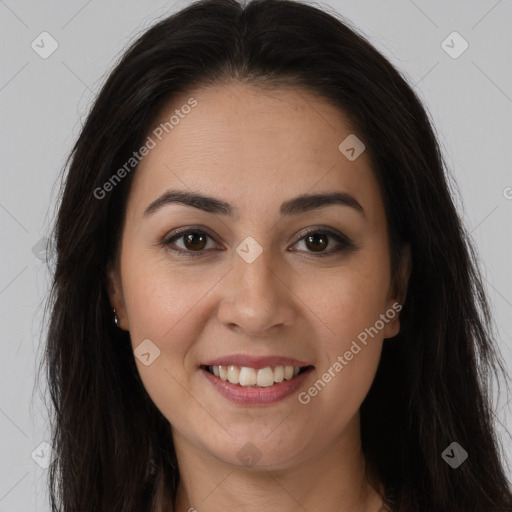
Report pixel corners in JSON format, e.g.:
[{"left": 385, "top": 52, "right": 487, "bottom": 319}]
[
  {"left": 382, "top": 243, "right": 411, "bottom": 339},
  {"left": 106, "top": 262, "right": 129, "bottom": 331}
]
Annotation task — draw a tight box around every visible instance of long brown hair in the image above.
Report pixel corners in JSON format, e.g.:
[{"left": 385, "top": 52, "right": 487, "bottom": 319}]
[{"left": 40, "top": 0, "right": 512, "bottom": 510}]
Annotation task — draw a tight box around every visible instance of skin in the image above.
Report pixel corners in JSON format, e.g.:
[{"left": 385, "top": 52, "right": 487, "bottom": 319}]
[{"left": 107, "top": 82, "right": 411, "bottom": 512}]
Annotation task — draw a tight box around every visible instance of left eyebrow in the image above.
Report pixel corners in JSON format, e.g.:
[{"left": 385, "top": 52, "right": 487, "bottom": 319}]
[
  {"left": 281, "top": 191, "right": 365, "bottom": 217},
  {"left": 143, "top": 189, "right": 365, "bottom": 218}
]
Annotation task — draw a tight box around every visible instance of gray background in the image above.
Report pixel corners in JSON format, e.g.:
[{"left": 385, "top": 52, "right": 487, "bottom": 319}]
[{"left": 0, "top": 0, "right": 511, "bottom": 509}]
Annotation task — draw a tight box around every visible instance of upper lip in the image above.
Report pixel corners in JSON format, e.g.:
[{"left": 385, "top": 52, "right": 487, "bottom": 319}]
[{"left": 202, "top": 354, "right": 313, "bottom": 368}]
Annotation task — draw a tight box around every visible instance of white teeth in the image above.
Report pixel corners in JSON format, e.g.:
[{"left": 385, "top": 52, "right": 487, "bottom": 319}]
[
  {"left": 227, "top": 365, "right": 240, "bottom": 384},
  {"left": 256, "top": 367, "right": 275, "bottom": 387},
  {"left": 239, "top": 367, "right": 257, "bottom": 386},
  {"left": 208, "top": 364, "right": 306, "bottom": 387},
  {"left": 274, "top": 365, "right": 284, "bottom": 383}
]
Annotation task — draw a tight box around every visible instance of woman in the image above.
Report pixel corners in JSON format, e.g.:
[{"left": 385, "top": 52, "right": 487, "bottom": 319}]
[{"left": 41, "top": 0, "right": 512, "bottom": 510}]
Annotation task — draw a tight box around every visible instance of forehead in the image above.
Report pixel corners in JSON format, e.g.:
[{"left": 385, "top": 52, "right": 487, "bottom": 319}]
[{"left": 127, "top": 82, "right": 382, "bottom": 221}]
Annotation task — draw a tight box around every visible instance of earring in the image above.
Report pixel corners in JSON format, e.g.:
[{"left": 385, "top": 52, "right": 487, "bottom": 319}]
[{"left": 113, "top": 308, "right": 119, "bottom": 327}]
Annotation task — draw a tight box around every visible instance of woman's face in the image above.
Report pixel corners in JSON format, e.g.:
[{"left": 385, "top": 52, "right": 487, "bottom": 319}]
[{"left": 108, "top": 83, "right": 409, "bottom": 469}]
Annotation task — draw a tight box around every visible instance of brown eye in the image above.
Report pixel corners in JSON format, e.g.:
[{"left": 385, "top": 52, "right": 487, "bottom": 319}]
[
  {"left": 304, "top": 232, "right": 329, "bottom": 252},
  {"left": 182, "top": 231, "right": 208, "bottom": 251},
  {"left": 292, "top": 228, "right": 355, "bottom": 257},
  {"left": 163, "top": 229, "right": 218, "bottom": 257}
]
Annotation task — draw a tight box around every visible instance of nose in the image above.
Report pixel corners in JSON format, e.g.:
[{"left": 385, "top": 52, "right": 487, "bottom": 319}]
[{"left": 216, "top": 246, "right": 296, "bottom": 337}]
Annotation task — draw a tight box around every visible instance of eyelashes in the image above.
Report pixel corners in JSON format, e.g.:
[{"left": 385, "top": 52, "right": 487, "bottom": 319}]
[{"left": 161, "top": 225, "right": 358, "bottom": 259}]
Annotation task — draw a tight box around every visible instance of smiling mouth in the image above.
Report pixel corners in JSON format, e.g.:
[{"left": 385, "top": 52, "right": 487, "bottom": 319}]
[{"left": 201, "top": 364, "right": 314, "bottom": 388}]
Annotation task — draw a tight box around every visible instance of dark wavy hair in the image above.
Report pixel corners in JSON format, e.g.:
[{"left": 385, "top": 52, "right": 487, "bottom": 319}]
[{"left": 39, "top": 0, "right": 512, "bottom": 510}]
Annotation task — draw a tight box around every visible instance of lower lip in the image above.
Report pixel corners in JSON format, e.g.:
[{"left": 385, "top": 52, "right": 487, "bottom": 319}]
[{"left": 201, "top": 366, "right": 314, "bottom": 406}]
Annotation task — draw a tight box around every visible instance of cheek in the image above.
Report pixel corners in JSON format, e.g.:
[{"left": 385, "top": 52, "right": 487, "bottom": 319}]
[
  {"left": 121, "top": 247, "right": 210, "bottom": 343},
  {"left": 294, "top": 251, "right": 391, "bottom": 343},
  {"left": 119, "top": 253, "right": 209, "bottom": 420},
  {"left": 292, "top": 247, "right": 390, "bottom": 411},
  {"left": 299, "top": 342, "right": 382, "bottom": 446},
  {"left": 295, "top": 266, "right": 387, "bottom": 432}
]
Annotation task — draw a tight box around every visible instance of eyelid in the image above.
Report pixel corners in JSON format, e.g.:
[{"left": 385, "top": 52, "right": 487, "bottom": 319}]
[
  {"left": 292, "top": 225, "right": 353, "bottom": 246},
  {"left": 162, "top": 225, "right": 221, "bottom": 257},
  {"left": 288, "top": 226, "right": 357, "bottom": 258}
]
